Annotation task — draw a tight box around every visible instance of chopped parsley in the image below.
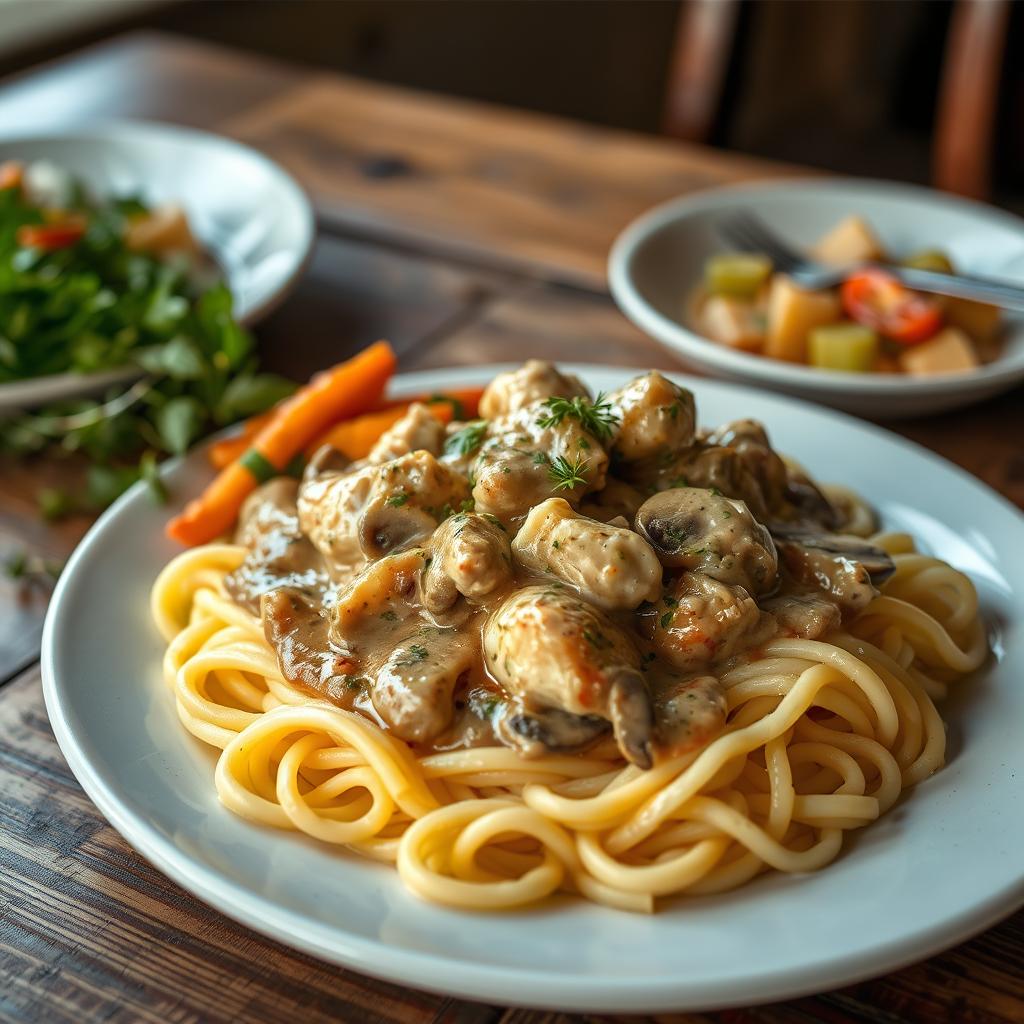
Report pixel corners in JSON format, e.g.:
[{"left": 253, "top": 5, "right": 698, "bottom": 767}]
[
  {"left": 396, "top": 643, "right": 429, "bottom": 667},
  {"left": 385, "top": 492, "right": 409, "bottom": 507},
  {"left": 660, "top": 611, "right": 674, "bottom": 629},
  {"left": 380, "top": 610, "right": 398, "bottom": 621}
]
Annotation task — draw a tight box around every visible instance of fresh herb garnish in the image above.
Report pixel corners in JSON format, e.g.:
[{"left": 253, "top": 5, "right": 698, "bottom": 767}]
[
  {"left": 660, "top": 611, "right": 674, "bottom": 629},
  {"left": 536, "top": 392, "right": 619, "bottom": 440},
  {"left": 443, "top": 420, "right": 488, "bottom": 457},
  {"left": 397, "top": 643, "right": 430, "bottom": 667},
  {"left": 547, "top": 453, "right": 589, "bottom": 491},
  {"left": 386, "top": 492, "right": 409, "bottom": 507}
]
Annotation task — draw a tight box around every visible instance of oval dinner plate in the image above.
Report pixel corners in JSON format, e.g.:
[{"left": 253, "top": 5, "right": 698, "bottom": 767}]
[
  {"left": 41, "top": 365, "right": 1024, "bottom": 1013},
  {"left": 0, "top": 121, "right": 314, "bottom": 412}
]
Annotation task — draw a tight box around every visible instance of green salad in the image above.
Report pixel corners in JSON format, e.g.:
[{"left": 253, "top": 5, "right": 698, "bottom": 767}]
[{"left": 0, "top": 159, "right": 294, "bottom": 515}]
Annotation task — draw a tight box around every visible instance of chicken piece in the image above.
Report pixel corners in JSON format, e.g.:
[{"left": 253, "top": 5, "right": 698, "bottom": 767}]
[
  {"left": 298, "top": 451, "right": 470, "bottom": 578},
  {"left": 606, "top": 372, "right": 696, "bottom": 463},
  {"left": 579, "top": 477, "right": 646, "bottom": 523},
  {"left": 484, "top": 584, "right": 654, "bottom": 767},
  {"left": 420, "top": 512, "right": 514, "bottom": 615},
  {"left": 372, "top": 626, "right": 476, "bottom": 743},
  {"left": 761, "top": 591, "right": 841, "bottom": 639},
  {"left": 368, "top": 402, "right": 446, "bottom": 463},
  {"left": 649, "top": 669, "right": 727, "bottom": 760},
  {"left": 472, "top": 400, "right": 609, "bottom": 521},
  {"left": 329, "top": 548, "right": 427, "bottom": 649},
  {"left": 262, "top": 588, "right": 358, "bottom": 703},
  {"left": 635, "top": 488, "right": 778, "bottom": 595},
  {"left": 512, "top": 497, "right": 661, "bottom": 610},
  {"left": 772, "top": 529, "right": 894, "bottom": 611},
  {"left": 225, "top": 479, "right": 330, "bottom": 614},
  {"left": 631, "top": 443, "right": 772, "bottom": 520},
  {"left": 479, "top": 359, "right": 589, "bottom": 419},
  {"left": 640, "top": 573, "right": 771, "bottom": 671}
]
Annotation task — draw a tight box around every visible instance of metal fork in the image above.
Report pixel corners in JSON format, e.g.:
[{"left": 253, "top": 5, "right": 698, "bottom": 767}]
[{"left": 718, "top": 211, "right": 1024, "bottom": 311}]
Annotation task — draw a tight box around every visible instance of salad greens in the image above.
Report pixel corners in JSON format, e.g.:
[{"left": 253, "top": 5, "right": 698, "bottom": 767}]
[{"left": 0, "top": 162, "right": 294, "bottom": 514}]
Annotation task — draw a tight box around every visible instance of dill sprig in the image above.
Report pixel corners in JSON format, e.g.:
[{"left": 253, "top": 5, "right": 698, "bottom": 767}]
[
  {"left": 547, "top": 453, "right": 589, "bottom": 491},
  {"left": 443, "top": 420, "right": 488, "bottom": 457},
  {"left": 536, "top": 392, "right": 619, "bottom": 441}
]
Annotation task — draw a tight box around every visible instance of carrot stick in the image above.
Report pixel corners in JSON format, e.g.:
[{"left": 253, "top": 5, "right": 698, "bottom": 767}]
[
  {"left": 380, "top": 386, "right": 485, "bottom": 420},
  {"left": 206, "top": 410, "right": 276, "bottom": 469},
  {"left": 166, "top": 341, "right": 396, "bottom": 546},
  {"left": 307, "top": 400, "right": 455, "bottom": 461}
]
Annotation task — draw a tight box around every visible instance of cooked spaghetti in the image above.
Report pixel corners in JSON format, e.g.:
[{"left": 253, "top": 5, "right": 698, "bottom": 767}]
[{"left": 153, "top": 361, "right": 986, "bottom": 912}]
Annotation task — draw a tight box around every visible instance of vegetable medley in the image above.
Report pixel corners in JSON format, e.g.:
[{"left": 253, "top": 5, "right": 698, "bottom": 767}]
[
  {"left": 695, "top": 215, "right": 1002, "bottom": 375},
  {"left": 0, "top": 159, "right": 294, "bottom": 515}
]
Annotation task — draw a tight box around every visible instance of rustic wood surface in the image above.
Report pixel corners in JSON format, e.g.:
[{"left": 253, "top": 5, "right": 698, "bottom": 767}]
[{"left": 1, "top": 31, "right": 1022, "bottom": 1024}]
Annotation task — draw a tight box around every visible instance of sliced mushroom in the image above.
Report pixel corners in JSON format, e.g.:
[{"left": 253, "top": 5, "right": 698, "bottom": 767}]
[
  {"left": 483, "top": 584, "right": 654, "bottom": 767},
  {"left": 635, "top": 487, "right": 778, "bottom": 595},
  {"left": 420, "top": 512, "right": 513, "bottom": 615},
  {"left": 513, "top": 497, "right": 661, "bottom": 610},
  {"left": 497, "top": 704, "right": 610, "bottom": 757},
  {"left": 771, "top": 527, "right": 894, "bottom": 611},
  {"left": 703, "top": 419, "right": 790, "bottom": 511}
]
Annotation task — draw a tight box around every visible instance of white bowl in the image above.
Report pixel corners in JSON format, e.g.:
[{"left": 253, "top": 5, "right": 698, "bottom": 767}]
[
  {"left": 608, "top": 178, "right": 1024, "bottom": 417},
  {"left": 0, "top": 121, "right": 314, "bottom": 411}
]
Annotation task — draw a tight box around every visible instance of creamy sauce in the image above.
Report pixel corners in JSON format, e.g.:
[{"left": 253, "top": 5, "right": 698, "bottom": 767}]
[{"left": 222, "top": 366, "right": 892, "bottom": 769}]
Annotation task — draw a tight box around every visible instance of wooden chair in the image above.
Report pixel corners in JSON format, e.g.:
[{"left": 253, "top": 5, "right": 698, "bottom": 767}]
[
  {"left": 662, "top": 0, "right": 1011, "bottom": 201},
  {"left": 933, "top": 0, "right": 1011, "bottom": 200}
]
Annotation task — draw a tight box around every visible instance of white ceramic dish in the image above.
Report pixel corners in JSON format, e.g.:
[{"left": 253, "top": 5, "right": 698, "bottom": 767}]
[
  {"left": 42, "top": 365, "right": 1024, "bottom": 1013},
  {"left": 608, "top": 179, "right": 1024, "bottom": 417},
  {"left": 0, "top": 121, "right": 314, "bottom": 412}
]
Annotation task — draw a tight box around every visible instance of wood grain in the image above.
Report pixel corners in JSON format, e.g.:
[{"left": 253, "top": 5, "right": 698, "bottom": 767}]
[
  {"left": 225, "top": 76, "right": 802, "bottom": 291},
  {"left": 2, "top": 667, "right": 1023, "bottom": 1024}
]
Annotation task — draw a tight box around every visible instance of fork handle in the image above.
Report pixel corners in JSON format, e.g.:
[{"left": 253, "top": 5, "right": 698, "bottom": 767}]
[{"left": 886, "top": 265, "right": 1024, "bottom": 311}]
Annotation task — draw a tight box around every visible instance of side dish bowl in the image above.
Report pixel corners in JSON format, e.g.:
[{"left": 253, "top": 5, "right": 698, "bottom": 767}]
[
  {"left": 608, "top": 179, "right": 1024, "bottom": 417},
  {"left": 0, "top": 121, "right": 314, "bottom": 411}
]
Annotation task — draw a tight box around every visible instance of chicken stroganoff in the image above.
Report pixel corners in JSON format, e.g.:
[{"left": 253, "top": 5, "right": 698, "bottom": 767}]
[
  {"left": 225, "top": 361, "right": 893, "bottom": 769},
  {"left": 154, "top": 357, "right": 987, "bottom": 911}
]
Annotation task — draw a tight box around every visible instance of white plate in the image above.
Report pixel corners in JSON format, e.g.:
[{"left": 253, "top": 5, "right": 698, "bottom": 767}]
[
  {"left": 608, "top": 179, "right": 1024, "bottom": 417},
  {"left": 0, "top": 121, "right": 314, "bottom": 411},
  {"left": 41, "top": 365, "right": 1024, "bottom": 1013}
]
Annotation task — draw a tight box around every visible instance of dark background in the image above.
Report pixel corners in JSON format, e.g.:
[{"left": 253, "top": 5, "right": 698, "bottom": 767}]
[{"left": 2, "top": 0, "right": 1022, "bottom": 203}]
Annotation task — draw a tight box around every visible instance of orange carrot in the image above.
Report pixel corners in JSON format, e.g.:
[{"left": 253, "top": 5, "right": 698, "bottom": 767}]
[
  {"left": 166, "top": 341, "right": 396, "bottom": 546},
  {"left": 307, "top": 400, "right": 455, "bottom": 461},
  {"left": 0, "top": 161, "right": 23, "bottom": 191},
  {"left": 206, "top": 410, "right": 277, "bottom": 470},
  {"left": 380, "top": 387, "right": 485, "bottom": 420}
]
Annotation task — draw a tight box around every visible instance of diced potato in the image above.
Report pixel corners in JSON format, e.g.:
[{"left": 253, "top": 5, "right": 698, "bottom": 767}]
[
  {"left": 899, "top": 327, "right": 979, "bottom": 376},
  {"left": 705, "top": 253, "right": 773, "bottom": 298},
  {"left": 943, "top": 296, "right": 1000, "bottom": 346},
  {"left": 903, "top": 249, "right": 954, "bottom": 273},
  {"left": 808, "top": 322, "right": 879, "bottom": 372},
  {"left": 812, "top": 215, "right": 885, "bottom": 266},
  {"left": 765, "top": 276, "right": 841, "bottom": 362},
  {"left": 699, "top": 295, "right": 766, "bottom": 351},
  {"left": 125, "top": 204, "right": 198, "bottom": 254}
]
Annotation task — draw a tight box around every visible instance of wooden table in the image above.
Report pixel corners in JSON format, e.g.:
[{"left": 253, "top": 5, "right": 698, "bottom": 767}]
[{"left": 2, "top": 32, "right": 1022, "bottom": 1024}]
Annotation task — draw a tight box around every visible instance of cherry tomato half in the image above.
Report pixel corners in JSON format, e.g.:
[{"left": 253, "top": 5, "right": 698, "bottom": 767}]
[
  {"left": 16, "top": 221, "right": 86, "bottom": 251},
  {"left": 840, "top": 268, "right": 943, "bottom": 346}
]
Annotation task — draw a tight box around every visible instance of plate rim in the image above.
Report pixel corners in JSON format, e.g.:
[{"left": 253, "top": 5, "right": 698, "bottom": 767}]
[
  {"left": 608, "top": 175, "right": 1024, "bottom": 396},
  {"left": 40, "top": 363, "right": 1024, "bottom": 1012}
]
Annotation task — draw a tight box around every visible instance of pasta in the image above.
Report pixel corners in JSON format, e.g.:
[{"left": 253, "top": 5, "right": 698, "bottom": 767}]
[{"left": 152, "top": 529, "right": 985, "bottom": 913}]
